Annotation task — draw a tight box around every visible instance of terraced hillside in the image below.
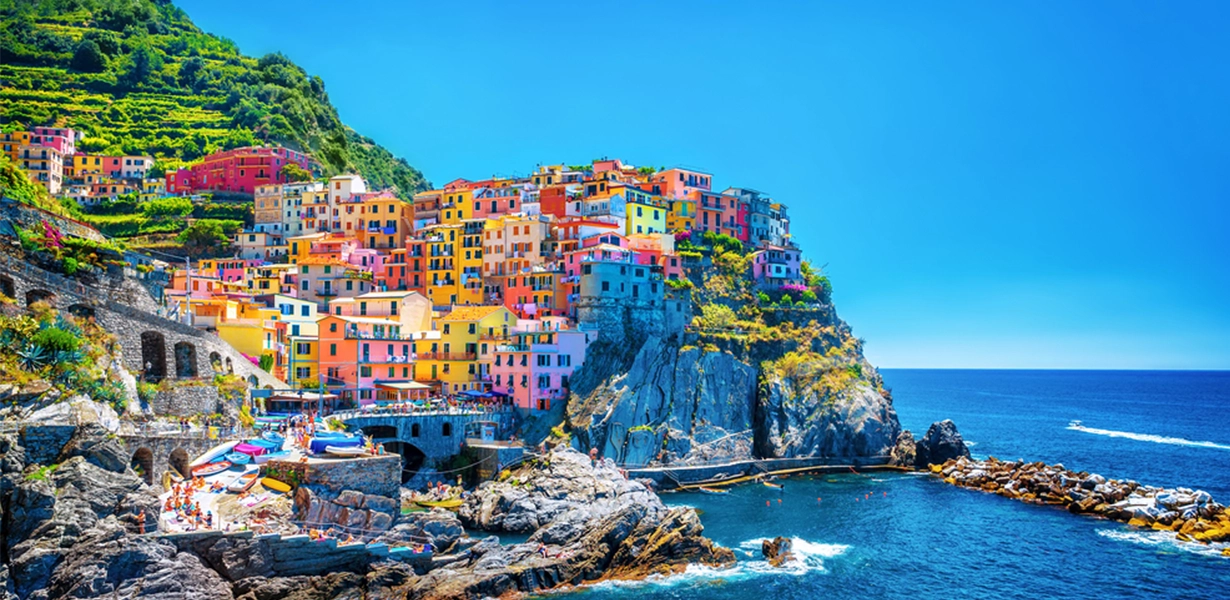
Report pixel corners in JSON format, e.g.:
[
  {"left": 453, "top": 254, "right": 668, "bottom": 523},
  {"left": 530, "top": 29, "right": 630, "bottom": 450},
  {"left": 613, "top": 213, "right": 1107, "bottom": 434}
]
[{"left": 0, "top": 0, "right": 428, "bottom": 196}]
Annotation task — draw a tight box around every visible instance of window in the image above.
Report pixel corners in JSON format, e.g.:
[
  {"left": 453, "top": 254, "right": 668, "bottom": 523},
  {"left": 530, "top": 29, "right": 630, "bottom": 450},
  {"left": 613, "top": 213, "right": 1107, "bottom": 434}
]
[
  {"left": 300, "top": 305, "right": 310, "bottom": 316},
  {"left": 558, "top": 355, "right": 571, "bottom": 367},
  {"left": 330, "top": 323, "right": 337, "bottom": 332},
  {"left": 538, "top": 374, "right": 551, "bottom": 389},
  {"left": 411, "top": 423, "right": 420, "bottom": 437},
  {"left": 601, "top": 281, "right": 610, "bottom": 292},
  {"left": 442, "top": 423, "right": 452, "bottom": 436},
  {"left": 329, "top": 343, "right": 337, "bottom": 356},
  {"left": 360, "top": 366, "right": 371, "bottom": 377}
]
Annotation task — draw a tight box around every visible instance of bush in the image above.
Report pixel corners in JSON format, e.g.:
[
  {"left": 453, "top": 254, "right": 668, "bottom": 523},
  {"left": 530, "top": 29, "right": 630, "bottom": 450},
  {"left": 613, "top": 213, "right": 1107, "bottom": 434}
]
[
  {"left": 62, "top": 257, "right": 79, "bottom": 275},
  {"left": 32, "top": 327, "right": 82, "bottom": 353}
]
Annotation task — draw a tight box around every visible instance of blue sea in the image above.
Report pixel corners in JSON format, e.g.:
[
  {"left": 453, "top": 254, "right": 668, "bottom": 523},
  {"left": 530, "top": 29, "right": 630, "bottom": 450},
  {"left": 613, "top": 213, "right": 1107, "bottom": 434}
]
[{"left": 556, "top": 370, "right": 1230, "bottom": 600}]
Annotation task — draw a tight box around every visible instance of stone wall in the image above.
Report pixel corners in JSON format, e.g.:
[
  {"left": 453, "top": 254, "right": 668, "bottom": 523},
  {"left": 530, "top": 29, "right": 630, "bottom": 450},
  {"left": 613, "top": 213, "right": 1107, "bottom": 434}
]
[
  {"left": 163, "top": 529, "right": 429, "bottom": 578},
  {"left": 576, "top": 296, "right": 687, "bottom": 346},
  {"left": 299, "top": 455, "right": 401, "bottom": 499},
  {"left": 150, "top": 385, "right": 228, "bottom": 417},
  {"left": 0, "top": 196, "right": 108, "bottom": 242},
  {"left": 340, "top": 412, "right": 510, "bottom": 461},
  {"left": 118, "top": 433, "right": 221, "bottom": 482},
  {"left": 17, "top": 424, "right": 76, "bottom": 465}
]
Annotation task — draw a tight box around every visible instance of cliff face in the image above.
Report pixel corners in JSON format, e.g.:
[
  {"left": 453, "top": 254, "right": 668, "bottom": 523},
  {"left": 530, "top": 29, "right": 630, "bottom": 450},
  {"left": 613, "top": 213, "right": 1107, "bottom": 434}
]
[{"left": 565, "top": 311, "right": 901, "bottom": 467}]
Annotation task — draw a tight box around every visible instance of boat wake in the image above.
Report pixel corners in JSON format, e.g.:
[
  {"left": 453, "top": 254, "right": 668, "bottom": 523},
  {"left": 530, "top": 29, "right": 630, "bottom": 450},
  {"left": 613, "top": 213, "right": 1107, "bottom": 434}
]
[
  {"left": 578, "top": 538, "right": 849, "bottom": 592},
  {"left": 1066, "top": 423, "right": 1230, "bottom": 451},
  {"left": 1097, "top": 528, "right": 1228, "bottom": 559}
]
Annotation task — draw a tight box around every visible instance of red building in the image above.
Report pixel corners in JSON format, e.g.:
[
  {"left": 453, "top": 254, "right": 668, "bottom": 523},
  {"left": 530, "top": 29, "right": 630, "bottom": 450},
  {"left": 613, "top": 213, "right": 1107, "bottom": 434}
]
[{"left": 166, "top": 146, "right": 311, "bottom": 195}]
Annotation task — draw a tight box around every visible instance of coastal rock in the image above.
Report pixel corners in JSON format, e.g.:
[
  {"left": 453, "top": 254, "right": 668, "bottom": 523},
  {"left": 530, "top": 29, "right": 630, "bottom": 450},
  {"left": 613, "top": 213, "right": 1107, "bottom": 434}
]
[
  {"left": 914, "top": 420, "right": 971, "bottom": 468},
  {"left": 761, "top": 536, "right": 794, "bottom": 567},
  {"left": 889, "top": 430, "right": 917, "bottom": 467},
  {"left": 757, "top": 377, "right": 900, "bottom": 459},
  {"left": 567, "top": 337, "right": 758, "bottom": 466},
  {"left": 378, "top": 509, "right": 464, "bottom": 551}
]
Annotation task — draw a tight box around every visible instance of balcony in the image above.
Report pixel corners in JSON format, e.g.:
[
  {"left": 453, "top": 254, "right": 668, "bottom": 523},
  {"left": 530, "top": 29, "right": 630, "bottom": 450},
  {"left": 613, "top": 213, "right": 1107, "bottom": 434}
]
[
  {"left": 416, "top": 352, "right": 477, "bottom": 361},
  {"left": 316, "top": 288, "right": 338, "bottom": 297}
]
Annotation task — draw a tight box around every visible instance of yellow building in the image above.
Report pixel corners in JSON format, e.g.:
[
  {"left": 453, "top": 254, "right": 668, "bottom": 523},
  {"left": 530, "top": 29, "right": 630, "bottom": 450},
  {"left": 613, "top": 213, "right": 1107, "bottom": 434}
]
[
  {"left": 357, "top": 192, "right": 412, "bottom": 250},
  {"left": 422, "top": 224, "right": 459, "bottom": 306},
  {"left": 140, "top": 178, "right": 166, "bottom": 202},
  {"left": 667, "top": 197, "right": 696, "bottom": 232},
  {"left": 1, "top": 131, "right": 32, "bottom": 162},
  {"left": 288, "top": 337, "right": 319, "bottom": 388},
  {"left": 440, "top": 188, "right": 473, "bottom": 224},
  {"left": 413, "top": 305, "right": 514, "bottom": 393},
  {"left": 626, "top": 199, "right": 667, "bottom": 237},
  {"left": 457, "top": 220, "right": 485, "bottom": 305}
]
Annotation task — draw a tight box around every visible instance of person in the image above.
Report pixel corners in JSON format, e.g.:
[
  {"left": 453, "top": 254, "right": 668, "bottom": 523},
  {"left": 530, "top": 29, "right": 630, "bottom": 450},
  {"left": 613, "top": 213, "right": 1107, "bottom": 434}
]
[
  {"left": 204, "top": 511, "right": 213, "bottom": 528},
  {"left": 137, "top": 509, "right": 146, "bottom": 534},
  {"left": 537, "top": 543, "right": 548, "bottom": 558}
]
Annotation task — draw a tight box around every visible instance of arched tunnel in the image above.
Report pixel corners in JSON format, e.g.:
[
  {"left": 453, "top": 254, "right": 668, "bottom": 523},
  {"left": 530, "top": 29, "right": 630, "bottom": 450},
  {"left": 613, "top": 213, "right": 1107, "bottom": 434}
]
[{"left": 362, "top": 425, "right": 427, "bottom": 484}]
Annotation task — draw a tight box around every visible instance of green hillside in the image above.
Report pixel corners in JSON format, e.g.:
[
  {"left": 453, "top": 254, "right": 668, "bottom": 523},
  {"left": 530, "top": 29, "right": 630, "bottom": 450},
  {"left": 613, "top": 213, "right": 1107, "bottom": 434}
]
[{"left": 0, "top": 0, "right": 428, "bottom": 196}]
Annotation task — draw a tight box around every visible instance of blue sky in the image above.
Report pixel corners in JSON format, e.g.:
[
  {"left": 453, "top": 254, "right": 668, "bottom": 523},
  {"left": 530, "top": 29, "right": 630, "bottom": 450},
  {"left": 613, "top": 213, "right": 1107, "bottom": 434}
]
[{"left": 181, "top": 1, "right": 1230, "bottom": 369}]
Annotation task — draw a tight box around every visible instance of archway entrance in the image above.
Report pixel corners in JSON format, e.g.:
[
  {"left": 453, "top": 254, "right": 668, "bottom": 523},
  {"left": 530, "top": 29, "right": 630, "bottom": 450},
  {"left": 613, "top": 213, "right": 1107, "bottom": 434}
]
[
  {"left": 382, "top": 441, "right": 427, "bottom": 484},
  {"left": 168, "top": 448, "right": 190, "bottom": 478},
  {"left": 67, "top": 304, "right": 95, "bottom": 320},
  {"left": 140, "top": 331, "right": 167, "bottom": 382},
  {"left": 26, "top": 289, "right": 54, "bottom": 307},
  {"left": 174, "top": 341, "right": 198, "bottom": 378},
  {"left": 0, "top": 275, "right": 14, "bottom": 300},
  {"left": 131, "top": 447, "right": 154, "bottom": 485}
]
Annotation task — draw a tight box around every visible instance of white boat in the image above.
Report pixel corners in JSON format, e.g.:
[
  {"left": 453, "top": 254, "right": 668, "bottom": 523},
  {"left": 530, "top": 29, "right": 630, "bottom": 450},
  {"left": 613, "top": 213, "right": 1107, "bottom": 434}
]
[
  {"left": 325, "top": 445, "right": 368, "bottom": 458},
  {"left": 254, "top": 450, "right": 291, "bottom": 465},
  {"left": 189, "top": 440, "right": 238, "bottom": 468},
  {"left": 1069, "top": 420, "right": 1083, "bottom": 428}
]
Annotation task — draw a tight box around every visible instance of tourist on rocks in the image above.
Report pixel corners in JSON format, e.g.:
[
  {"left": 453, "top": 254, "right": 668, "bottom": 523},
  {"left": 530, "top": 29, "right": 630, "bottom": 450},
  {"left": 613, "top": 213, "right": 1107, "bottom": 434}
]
[
  {"left": 537, "top": 543, "right": 549, "bottom": 558},
  {"left": 137, "top": 509, "right": 146, "bottom": 535}
]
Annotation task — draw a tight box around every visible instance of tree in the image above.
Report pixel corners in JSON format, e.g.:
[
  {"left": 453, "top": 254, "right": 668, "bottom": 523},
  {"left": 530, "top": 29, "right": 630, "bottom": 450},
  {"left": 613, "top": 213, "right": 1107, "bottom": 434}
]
[
  {"left": 70, "top": 39, "right": 106, "bottom": 72},
  {"left": 177, "top": 220, "right": 231, "bottom": 255},
  {"left": 123, "top": 45, "right": 162, "bottom": 87},
  {"left": 280, "top": 162, "right": 312, "bottom": 183}
]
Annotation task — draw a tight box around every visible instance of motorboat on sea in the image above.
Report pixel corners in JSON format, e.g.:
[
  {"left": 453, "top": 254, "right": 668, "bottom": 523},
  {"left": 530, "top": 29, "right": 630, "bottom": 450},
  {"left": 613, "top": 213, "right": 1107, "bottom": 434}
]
[{"left": 698, "top": 486, "right": 729, "bottom": 495}]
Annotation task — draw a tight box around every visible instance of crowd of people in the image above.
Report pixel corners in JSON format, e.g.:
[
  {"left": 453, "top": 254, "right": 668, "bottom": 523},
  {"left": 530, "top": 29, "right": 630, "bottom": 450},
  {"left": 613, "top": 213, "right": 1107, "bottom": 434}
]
[{"left": 164, "top": 476, "right": 216, "bottom": 532}]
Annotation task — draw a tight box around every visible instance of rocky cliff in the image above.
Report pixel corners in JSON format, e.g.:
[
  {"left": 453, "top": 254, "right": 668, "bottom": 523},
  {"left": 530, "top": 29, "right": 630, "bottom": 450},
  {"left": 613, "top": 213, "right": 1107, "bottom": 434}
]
[{"left": 564, "top": 306, "right": 902, "bottom": 468}]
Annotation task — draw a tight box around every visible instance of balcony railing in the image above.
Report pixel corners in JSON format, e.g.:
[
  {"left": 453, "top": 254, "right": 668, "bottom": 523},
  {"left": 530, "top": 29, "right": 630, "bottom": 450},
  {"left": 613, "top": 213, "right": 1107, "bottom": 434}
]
[
  {"left": 415, "top": 352, "right": 477, "bottom": 361},
  {"left": 316, "top": 288, "right": 338, "bottom": 296}
]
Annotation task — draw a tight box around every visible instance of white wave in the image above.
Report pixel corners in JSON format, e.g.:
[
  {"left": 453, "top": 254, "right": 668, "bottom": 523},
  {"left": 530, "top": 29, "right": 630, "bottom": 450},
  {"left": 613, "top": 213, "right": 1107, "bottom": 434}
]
[
  {"left": 1097, "top": 528, "right": 1229, "bottom": 559},
  {"left": 1067, "top": 424, "right": 1230, "bottom": 451},
  {"left": 965, "top": 441, "right": 978, "bottom": 447}
]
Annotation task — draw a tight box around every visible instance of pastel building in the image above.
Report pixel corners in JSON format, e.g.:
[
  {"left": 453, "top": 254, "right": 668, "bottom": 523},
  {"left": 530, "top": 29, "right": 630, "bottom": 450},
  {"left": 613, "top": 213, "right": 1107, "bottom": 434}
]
[
  {"left": 749, "top": 243, "right": 803, "bottom": 289},
  {"left": 166, "top": 146, "right": 311, "bottom": 195},
  {"left": 491, "top": 321, "right": 595, "bottom": 411}
]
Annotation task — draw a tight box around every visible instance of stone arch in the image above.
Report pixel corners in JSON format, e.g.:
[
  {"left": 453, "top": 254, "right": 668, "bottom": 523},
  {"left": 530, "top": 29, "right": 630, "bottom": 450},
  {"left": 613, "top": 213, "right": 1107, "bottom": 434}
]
[
  {"left": 226, "top": 357, "right": 234, "bottom": 374},
  {"left": 140, "top": 331, "right": 167, "bottom": 382},
  {"left": 247, "top": 374, "right": 259, "bottom": 387},
  {"left": 442, "top": 422, "right": 452, "bottom": 437},
  {"left": 0, "top": 274, "right": 14, "bottom": 300},
  {"left": 130, "top": 447, "right": 154, "bottom": 485},
  {"left": 382, "top": 441, "right": 427, "bottom": 484},
  {"left": 67, "top": 303, "right": 95, "bottom": 320},
  {"left": 168, "top": 448, "right": 191, "bottom": 478},
  {"left": 209, "top": 351, "right": 223, "bottom": 373},
  {"left": 411, "top": 423, "right": 421, "bottom": 438},
  {"left": 174, "top": 341, "right": 198, "bottom": 378},
  {"left": 26, "top": 289, "right": 54, "bottom": 307}
]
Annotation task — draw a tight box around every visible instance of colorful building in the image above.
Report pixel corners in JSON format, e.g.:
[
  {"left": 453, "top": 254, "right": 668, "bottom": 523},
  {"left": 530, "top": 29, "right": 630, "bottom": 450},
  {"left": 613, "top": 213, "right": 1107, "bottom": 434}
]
[{"left": 166, "top": 146, "right": 311, "bottom": 195}]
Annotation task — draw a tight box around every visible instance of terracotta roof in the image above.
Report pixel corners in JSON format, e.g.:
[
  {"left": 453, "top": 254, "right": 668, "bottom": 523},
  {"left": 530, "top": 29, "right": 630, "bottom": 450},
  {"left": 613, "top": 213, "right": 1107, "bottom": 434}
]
[{"left": 441, "top": 305, "right": 505, "bottom": 322}]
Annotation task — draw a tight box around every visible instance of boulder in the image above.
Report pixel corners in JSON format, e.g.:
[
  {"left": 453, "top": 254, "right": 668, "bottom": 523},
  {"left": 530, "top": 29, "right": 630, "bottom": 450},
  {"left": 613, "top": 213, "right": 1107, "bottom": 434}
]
[
  {"left": 761, "top": 536, "right": 794, "bottom": 567},
  {"left": 914, "top": 420, "right": 971, "bottom": 468},
  {"left": 888, "top": 430, "right": 917, "bottom": 467}
]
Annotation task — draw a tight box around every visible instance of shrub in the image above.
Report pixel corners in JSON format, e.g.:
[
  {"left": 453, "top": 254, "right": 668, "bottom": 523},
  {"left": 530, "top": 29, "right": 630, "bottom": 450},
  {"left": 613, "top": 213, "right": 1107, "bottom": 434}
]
[
  {"left": 62, "top": 257, "right": 79, "bottom": 275},
  {"left": 32, "top": 327, "right": 82, "bottom": 354}
]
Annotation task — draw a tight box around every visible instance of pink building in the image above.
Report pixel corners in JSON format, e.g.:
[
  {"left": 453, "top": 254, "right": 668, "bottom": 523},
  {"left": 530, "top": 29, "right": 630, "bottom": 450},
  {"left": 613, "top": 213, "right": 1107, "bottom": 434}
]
[
  {"left": 471, "top": 186, "right": 524, "bottom": 219},
  {"left": 650, "top": 167, "right": 712, "bottom": 199},
  {"left": 562, "top": 243, "right": 638, "bottom": 278},
  {"left": 749, "top": 244, "right": 803, "bottom": 289},
  {"left": 491, "top": 320, "right": 595, "bottom": 411},
  {"left": 30, "top": 126, "right": 79, "bottom": 156},
  {"left": 166, "top": 146, "right": 311, "bottom": 195}
]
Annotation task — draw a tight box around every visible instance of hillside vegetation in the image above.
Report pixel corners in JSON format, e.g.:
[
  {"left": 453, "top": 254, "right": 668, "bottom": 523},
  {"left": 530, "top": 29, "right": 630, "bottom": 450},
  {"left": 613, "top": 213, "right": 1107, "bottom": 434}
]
[{"left": 0, "top": 0, "right": 429, "bottom": 195}]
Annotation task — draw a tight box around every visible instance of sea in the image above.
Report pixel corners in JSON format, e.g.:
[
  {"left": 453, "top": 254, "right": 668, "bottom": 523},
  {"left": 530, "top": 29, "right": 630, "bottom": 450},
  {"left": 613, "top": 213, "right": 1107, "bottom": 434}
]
[{"left": 549, "top": 370, "right": 1230, "bottom": 600}]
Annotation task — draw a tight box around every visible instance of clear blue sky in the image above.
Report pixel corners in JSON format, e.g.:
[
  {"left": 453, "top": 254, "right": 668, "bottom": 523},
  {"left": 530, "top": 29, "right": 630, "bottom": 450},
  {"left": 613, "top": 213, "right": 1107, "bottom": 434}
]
[{"left": 181, "top": 1, "right": 1230, "bottom": 369}]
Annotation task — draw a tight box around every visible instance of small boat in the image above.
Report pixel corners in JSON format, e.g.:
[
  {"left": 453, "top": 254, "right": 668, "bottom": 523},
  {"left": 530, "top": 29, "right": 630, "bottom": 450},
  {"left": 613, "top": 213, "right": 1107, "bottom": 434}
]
[
  {"left": 261, "top": 477, "right": 292, "bottom": 493},
  {"left": 415, "top": 498, "right": 463, "bottom": 510},
  {"left": 1069, "top": 420, "right": 1083, "bottom": 428},
  {"left": 325, "top": 445, "right": 368, "bottom": 458},
  {"left": 191, "top": 461, "right": 231, "bottom": 477},
  {"left": 227, "top": 472, "right": 259, "bottom": 493},
  {"left": 247, "top": 438, "right": 280, "bottom": 450},
  {"left": 262, "top": 431, "right": 285, "bottom": 444},
  {"left": 309, "top": 436, "right": 361, "bottom": 454},
  {"left": 189, "top": 441, "right": 238, "bottom": 468},
  {"left": 698, "top": 486, "right": 729, "bottom": 495},
  {"left": 225, "top": 452, "right": 251, "bottom": 466},
  {"left": 254, "top": 450, "right": 291, "bottom": 465},
  {"left": 762, "top": 481, "right": 784, "bottom": 490}
]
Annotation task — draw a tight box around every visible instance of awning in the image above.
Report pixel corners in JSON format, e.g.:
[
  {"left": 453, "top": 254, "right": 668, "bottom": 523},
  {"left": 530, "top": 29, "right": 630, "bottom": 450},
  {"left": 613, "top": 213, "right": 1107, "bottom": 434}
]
[
  {"left": 460, "top": 390, "right": 486, "bottom": 398},
  {"left": 268, "top": 391, "right": 338, "bottom": 402},
  {"left": 375, "top": 381, "right": 433, "bottom": 391}
]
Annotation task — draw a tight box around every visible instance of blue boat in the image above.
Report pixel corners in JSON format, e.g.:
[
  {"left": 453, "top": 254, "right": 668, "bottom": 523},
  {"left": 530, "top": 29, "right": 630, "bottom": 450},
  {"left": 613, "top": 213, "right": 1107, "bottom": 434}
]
[
  {"left": 254, "top": 450, "right": 290, "bottom": 465},
  {"left": 225, "top": 452, "right": 251, "bottom": 466},
  {"left": 247, "top": 438, "right": 280, "bottom": 450},
  {"left": 309, "top": 436, "right": 361, "bottom": 454},
  {"left": 262, "top": 431, "right": 285, "bottom": 444}
]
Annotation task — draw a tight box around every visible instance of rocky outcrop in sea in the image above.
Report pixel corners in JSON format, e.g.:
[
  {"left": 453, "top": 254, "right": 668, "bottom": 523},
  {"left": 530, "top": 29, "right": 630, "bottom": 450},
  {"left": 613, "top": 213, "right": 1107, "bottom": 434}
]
[{"left": 932, "top": 456, "right": 1230, "bottom": 546}]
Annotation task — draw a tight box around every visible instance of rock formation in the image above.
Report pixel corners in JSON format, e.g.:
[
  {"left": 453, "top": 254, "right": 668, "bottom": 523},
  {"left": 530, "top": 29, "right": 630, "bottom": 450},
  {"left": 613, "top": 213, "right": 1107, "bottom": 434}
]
[
  {"left": 404, "top": 447, "right": 735, "bottom": 600},
  {"left": 760, "top": 536, "right": 794, "bottom": 567},
  {"left": 913, "top": 419, "right": 971, "bottom": 468},
  {"left": 933, "top": 456, "right": 1230, "bottom": 545}
]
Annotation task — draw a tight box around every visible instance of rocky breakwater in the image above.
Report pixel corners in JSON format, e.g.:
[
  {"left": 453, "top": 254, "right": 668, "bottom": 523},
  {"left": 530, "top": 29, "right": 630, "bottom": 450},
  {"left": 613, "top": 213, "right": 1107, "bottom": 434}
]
[
  {"left": 932, "top": 456, "right": 1230, "bottom": 550},
  {"left": 403, "top": 446, "right": 735, "bottom": 599}
]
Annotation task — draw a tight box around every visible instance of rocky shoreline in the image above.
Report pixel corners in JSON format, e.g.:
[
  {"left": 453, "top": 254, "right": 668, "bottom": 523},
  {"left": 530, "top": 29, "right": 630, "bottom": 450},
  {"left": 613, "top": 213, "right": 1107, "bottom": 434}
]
[{"left": 930, "top": 456, "right": 1230, "bottom": 553}]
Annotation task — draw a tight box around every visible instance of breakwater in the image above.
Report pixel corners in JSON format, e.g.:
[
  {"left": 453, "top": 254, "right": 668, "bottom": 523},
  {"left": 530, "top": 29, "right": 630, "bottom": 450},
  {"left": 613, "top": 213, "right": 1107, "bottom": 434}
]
[{"left": 931, "top": 456, "right": 1230, "bottom": 551}]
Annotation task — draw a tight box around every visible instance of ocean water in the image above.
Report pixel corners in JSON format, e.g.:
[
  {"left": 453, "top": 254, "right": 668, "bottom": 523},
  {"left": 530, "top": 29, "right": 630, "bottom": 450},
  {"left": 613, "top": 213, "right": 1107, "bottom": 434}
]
[{"left": 552, "top": 370, "right": 1230, "bottom": 600}]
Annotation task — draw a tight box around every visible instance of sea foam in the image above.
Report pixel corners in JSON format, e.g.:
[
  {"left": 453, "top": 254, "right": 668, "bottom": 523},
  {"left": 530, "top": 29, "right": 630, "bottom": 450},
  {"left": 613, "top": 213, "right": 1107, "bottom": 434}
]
[
  {"left": 1067, "top": 424, "right": 1230, "bottom": 451},
  {"left": 1097, "top": 528, "right": 1229, "bottom": 559}
]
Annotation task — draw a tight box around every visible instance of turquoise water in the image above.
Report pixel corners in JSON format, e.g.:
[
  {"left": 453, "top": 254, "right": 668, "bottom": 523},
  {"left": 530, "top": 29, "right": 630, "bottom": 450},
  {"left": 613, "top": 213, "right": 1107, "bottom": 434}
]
[{"left": 560, "top": 370, "right": 1230, "bottom": 600}]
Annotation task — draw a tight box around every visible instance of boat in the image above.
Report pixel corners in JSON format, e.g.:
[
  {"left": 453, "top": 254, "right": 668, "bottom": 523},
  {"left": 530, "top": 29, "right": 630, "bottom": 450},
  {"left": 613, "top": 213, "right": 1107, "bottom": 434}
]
[
  {"left": 697, "top": 486, "right": 729, "bottom": 495},
  {"left": 233, "top": 442, "right": 268, "bottom": 457},
  {"left": 189, "top": 441, "right": 238, "bottom": 468},
  {"left": 309, "top": 436, "right": 361, "bottom": 454},
  {"left": 247, "top": 438, "right": 280, "bottom": 450},
  {"left": 415, "top": 498, "right": 463, "bottom": 510},
  {"left": 262, "top": 431, "right": 285, "bottom": 444},
  {"left": 261, "top": 477, "right": 291, "bottom": 493},
  {"left": 227, "top": 472, "right": 259, "bottom": 493},
  {"left": 254, "top": 450, "right": 291, "bottom": 465},
  {"left": 1069, "top": 420, "right": 1083, "bottom": 428},
  {"left": 191, "top": 461, "right": 231, "bottom": 477},
  {"left": 225, "top": 452, "right": 251, "bottom": 466},
  {"left": 762, "top": 481, "right": 784, "bottom": 490},
  {"left": 325, "top": 445, "right": 368, "bottom": 458}
]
